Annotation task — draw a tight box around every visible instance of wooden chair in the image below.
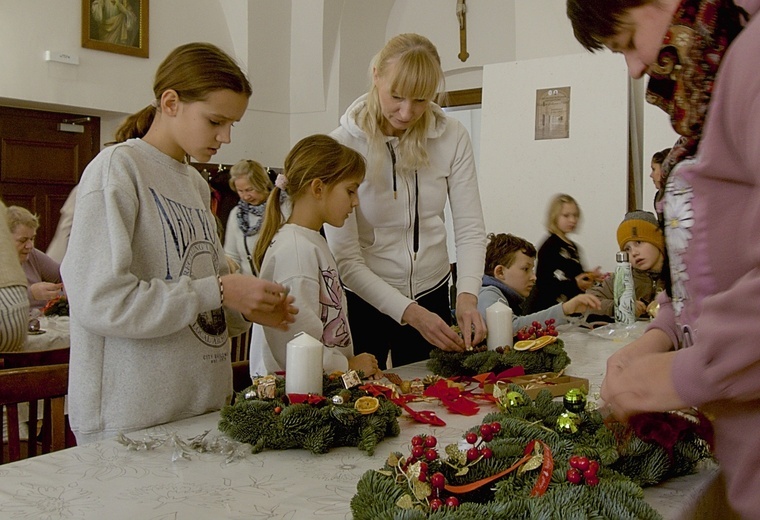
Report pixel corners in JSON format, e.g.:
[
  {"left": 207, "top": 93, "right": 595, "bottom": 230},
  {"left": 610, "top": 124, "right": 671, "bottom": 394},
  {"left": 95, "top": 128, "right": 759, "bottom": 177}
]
[
  {"left": 231, "top": 360, "right": 252, "bottom": 403},
  {"left": 1, "top": 364, "right": 70, "bottom": 464},
  {"left": 230, "top": 329, "right": 251, "bottom": 363},
  {"left": 0, "top": 347, "right": 70, "bottom": 369}
]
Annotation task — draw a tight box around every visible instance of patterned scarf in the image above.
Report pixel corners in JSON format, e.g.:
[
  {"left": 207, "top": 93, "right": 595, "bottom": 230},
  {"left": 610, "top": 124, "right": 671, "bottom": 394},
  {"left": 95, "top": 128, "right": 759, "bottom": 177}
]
[
  {"left": 645, "top": 0, "right": 747, "bottom": 296},
  {"left": 235, "top": 200, "right": 266, "bottom": 237},
  {"left": 646, "top": 0, "right": 748, "bottom": 181}
]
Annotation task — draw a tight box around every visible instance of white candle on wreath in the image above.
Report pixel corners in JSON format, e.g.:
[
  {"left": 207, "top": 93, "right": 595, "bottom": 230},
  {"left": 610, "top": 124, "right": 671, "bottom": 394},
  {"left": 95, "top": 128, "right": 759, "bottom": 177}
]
[
  {"left": 285, "top": 332, "right": 323, "bottom": 395},
  {"left": 486, "top": 300, "right": 513, "bottom": 350}
]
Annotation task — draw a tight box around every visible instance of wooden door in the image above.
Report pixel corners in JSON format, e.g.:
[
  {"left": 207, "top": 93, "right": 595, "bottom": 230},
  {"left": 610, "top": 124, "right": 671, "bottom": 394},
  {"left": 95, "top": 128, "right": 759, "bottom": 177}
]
[{"left": 0, "top": 106, "right": 100, "bottom": 251}]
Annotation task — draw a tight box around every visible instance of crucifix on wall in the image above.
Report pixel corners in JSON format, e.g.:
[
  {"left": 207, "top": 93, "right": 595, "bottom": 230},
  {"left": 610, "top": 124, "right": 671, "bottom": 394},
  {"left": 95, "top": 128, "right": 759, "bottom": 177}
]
[{"left": 456, "top": 0, "right": 469, "bottom": 62}]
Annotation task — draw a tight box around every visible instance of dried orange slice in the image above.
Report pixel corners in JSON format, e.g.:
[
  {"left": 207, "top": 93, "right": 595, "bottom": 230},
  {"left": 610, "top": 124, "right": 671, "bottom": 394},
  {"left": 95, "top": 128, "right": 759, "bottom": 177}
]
[
  {"left": 513, "top": 340, "right": 537, "bottom": 351},
  {"left": 529, "top": 335, "right": 557, "bottom": 351},
  {"left": 354, "top": 396, "right": 380, "bottom": 414}
]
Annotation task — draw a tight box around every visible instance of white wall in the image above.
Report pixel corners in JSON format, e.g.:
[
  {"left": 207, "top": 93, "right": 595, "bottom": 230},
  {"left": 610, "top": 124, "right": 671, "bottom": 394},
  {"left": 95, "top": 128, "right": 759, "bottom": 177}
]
[
  {"left": 0, "top": 1, "right": 674, "bottom": 217},
  {"left": 386, "top": 0, "right": 516, "bottom": 92},
  {"left": 514, "top": 0, "right": 587, "bottom": 60},
  {"left": 480, "top": 52, "right": 630, "bottom": 272},
  {"left": 642, "top": 100, "right": 679, "bottom": 212}
]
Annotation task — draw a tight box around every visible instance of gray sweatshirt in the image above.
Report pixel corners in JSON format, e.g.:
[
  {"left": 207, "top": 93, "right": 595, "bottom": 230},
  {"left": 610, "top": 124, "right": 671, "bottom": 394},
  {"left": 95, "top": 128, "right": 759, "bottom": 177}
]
[{"left": 61, "top": 139, "right": 248, "bottom": 444}]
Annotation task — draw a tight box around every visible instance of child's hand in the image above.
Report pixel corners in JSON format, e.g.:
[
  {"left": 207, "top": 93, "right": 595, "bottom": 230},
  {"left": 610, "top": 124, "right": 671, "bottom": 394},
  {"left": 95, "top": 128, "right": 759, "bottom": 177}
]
[
  {"left": 221, "top": 274, "right": 298, "bottom": 329},
  {"left": 576, "top": 267, "right": 603, "bottom": 291},
  {"left": 636, "top": 300, "right": 648, "bottom": 316},
  {"left": 575, "top": 273, "right": 595, "bottom": 291},
  {"left": 562, "top": 293, "right": 601, "bottom": 315},
  {"left": 349, "top": 353, "right": 382, "bottom": 380}
]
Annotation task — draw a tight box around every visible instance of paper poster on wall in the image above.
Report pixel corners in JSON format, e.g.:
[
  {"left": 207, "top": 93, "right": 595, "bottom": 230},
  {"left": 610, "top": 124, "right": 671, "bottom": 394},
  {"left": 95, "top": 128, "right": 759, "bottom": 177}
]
[{"left": 535, "top": 87, "right": 570, "bottom": 140}]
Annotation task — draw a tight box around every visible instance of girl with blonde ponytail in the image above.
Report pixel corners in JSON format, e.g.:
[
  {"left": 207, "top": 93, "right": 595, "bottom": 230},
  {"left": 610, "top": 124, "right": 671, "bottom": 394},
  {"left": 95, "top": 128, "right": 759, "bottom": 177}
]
[{"left": 250, "top": 134, "right": 381, "bottom": 380}]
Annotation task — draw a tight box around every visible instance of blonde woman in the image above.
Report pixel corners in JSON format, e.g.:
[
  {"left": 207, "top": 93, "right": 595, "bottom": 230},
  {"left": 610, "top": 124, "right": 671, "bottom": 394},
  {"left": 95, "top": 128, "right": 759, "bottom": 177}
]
[{"left": 324, "top": 33, "right": 486, "bottom": 368}]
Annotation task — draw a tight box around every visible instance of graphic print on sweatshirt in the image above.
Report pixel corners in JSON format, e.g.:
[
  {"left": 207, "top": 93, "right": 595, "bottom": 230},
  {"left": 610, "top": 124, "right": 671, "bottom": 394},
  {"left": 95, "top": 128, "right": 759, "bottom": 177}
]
[
  {"left": 319, "top": 267, "right": 350, "bottom": 349},
  {"left": 151, "top": 188, "right": 228, "bottom": 347}
]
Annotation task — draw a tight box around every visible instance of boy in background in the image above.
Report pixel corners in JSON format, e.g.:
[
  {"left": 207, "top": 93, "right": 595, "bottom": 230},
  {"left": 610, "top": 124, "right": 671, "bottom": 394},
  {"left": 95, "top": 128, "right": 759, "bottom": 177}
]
[
  {"left": 587, "top": 211, "right": 665, "bottom": 320},
  {"left": 478, "top": 233, "right": 599, "bottom": 331}
]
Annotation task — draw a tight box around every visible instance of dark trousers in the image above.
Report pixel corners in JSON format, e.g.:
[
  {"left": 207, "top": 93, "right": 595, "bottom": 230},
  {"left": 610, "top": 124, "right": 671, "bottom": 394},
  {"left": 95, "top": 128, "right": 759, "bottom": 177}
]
[{"left": 346, "top": 282, "right": 452, "bottom": 370}]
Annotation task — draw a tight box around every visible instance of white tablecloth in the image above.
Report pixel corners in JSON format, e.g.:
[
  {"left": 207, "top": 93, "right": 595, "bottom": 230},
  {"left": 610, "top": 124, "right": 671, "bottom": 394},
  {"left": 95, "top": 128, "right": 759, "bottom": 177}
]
[
  {"left": 24, "top": 315, "right": 70, "bottom": 352},
  {"left": 0, "top": 323, "right": 730, "bottom": 519}
]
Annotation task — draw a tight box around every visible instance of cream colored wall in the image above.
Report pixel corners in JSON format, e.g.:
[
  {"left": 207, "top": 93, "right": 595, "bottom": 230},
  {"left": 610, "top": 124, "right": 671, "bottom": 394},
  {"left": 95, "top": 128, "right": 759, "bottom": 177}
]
[
  {"left": 480, "top": 53, "right": 630, "bottom": 273},
  {"left": 385, "top": 0, "right": 516, "bottom": 91},
  {"left": 0, "top": 0, "right": 675, "bottom": 202},
  {"left": 514, "top": 0, "right": 586, "bottom": 60}
]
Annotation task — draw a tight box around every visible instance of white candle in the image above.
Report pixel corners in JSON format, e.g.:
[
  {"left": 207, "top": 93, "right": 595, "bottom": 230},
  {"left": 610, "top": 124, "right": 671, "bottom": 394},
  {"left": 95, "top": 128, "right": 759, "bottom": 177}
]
[
  {"left": 285, "top": 332, "right": 324, "bottom": 395},
  {"left": 486, "top": 300, "right": 513, "bottom": 350}
]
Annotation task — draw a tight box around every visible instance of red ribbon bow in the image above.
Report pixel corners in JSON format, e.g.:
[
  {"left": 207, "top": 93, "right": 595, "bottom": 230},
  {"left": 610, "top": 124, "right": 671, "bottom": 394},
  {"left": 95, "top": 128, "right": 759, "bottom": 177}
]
[
  {"left": 360, "top": 384, "right": 446, "bottom": 426},
  {"left": 423, "top": 380, "right": 480, "bottom": 416}
]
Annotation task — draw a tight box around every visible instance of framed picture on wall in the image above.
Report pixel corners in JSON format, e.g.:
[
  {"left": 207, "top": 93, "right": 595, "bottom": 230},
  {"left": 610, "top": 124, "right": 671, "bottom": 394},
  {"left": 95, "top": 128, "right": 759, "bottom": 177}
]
[
  {"left": 535, "top": 87, "right": 570, "bottom": 140},
  {"left": 81, "top": 0, "right": 149, "bottom": 58}
]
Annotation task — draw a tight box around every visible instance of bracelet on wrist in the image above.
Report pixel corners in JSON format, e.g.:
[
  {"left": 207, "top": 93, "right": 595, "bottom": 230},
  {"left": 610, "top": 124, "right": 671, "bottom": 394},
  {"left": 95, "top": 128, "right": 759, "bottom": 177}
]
[{"left": 217, "top": 274, "right": 224, "bottom": 305}]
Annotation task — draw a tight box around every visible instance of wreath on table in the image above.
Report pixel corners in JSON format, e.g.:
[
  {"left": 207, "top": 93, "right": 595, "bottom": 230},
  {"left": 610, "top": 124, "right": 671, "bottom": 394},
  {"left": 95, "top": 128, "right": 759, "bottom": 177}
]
[
  {"left": 351, "top": 385, "right": 714, "bottom": 519},
  {"left": 41, "top": 295, "right": 69, "bottom": 316},
  {"left": 218, "top": 372, "right": 402, "bottom": 455},
  {"left": 427, "top": 338, "right": 570, "bottom": 378}
]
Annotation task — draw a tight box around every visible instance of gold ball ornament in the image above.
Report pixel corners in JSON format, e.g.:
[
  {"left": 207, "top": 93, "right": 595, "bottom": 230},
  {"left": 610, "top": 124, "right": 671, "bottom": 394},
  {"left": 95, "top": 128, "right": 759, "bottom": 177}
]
[
  {"left": 556, "top": 411, "right": 580, "bottom": 434},
  {"left": 563, "top": 388, "right": 587, "bottom": 414},
  {"left": 505, "top": 391, "right": 526, "bottom": 407}
]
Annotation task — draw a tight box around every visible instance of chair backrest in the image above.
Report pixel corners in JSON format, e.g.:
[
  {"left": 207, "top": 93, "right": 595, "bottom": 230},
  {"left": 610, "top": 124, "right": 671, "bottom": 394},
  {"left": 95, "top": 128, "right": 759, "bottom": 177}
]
[
  {"left": 0, "top": 347, "right": 70, "bottom": 369},
  {"left": 1, "top": 363, "right": 69, "bottom": 464},
  {"left": 231, "top": 360, "right": 252, "bottom": 402},
  {"left": 230, "top": 329, "right": 251, "bottom": 363}
]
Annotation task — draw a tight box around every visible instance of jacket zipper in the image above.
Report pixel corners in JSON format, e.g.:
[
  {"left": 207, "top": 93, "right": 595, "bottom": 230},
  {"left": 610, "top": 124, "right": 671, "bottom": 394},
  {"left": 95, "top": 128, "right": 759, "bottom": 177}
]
[{"left": 386, "top": 141, "right": 417, "bottom": 297}]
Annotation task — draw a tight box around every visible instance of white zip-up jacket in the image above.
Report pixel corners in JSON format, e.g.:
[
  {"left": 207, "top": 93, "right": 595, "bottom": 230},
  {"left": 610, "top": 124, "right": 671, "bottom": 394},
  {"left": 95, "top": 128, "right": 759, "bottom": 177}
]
[{"left": 324, "top": 94, "right": 486, "bottom": 324}]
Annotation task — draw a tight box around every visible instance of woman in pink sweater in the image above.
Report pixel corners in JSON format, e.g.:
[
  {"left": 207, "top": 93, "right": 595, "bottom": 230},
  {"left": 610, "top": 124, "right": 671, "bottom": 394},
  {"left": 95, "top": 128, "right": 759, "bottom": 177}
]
[{"left": 568, "top": 0, "right": 760, "bottom": 516}]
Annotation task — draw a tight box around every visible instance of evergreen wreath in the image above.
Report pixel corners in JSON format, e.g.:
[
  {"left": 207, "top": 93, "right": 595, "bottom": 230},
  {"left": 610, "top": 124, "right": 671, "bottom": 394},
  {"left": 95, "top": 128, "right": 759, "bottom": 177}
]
[
  {"left": 427, "top": 339, "right": 570, "bottom": 378},
  {"left": 218, "top": 373, "right": 402, "bottom": 455},
  {"left": 351, "top": 385, "right": 713, "bottom": 519}
]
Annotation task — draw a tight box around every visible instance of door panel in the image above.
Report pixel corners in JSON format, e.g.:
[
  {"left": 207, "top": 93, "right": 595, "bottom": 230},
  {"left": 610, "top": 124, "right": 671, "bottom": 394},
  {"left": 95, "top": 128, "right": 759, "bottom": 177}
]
[
  {"left": 1, "top": 139, "right": 80, "bottom": 184},
  {"left": 0, "top": 106, "right": 99, "bottom": 252}
]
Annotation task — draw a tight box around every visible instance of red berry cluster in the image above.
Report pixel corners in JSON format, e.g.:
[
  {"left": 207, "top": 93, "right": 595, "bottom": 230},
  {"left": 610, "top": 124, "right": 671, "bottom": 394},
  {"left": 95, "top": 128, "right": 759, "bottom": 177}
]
[
  {"left": 410, "top": 434, "right": 439, "bottom": 463},
  {"left": 405, "top": 424, "right": 504, "bottom": 512},
  {"left": 516, "top": 319, "right": 558, "bottom": 341},
  {"left": 464, "top": 422, "right": 500, "bottom": 461},
  {"left": 566, "top": 455, "right": 599, "bottom": 486},
  {"left": 408, "top": 435, "right": 460, "bottom": 510}
]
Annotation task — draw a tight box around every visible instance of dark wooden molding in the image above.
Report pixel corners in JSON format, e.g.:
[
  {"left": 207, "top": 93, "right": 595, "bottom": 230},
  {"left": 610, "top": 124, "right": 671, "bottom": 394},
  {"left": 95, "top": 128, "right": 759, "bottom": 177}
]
[{"left": 440, "top": 88, "right": 482, "bottom": 108}]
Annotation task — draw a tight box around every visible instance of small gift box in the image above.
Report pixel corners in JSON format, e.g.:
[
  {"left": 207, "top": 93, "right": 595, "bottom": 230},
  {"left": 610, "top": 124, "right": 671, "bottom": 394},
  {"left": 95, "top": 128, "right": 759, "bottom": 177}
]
[
  {"left": 253, "top": 375, "right": 277, "bottom": 399},
  {"left": 341, "top": 369, "right": 362, "bottom": 389},
  {"left": 490, "top": 372, "right": 589, "bottom": 400},
  {"left": 410, "top": 379, "right": 425, "bottom": 396}
]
